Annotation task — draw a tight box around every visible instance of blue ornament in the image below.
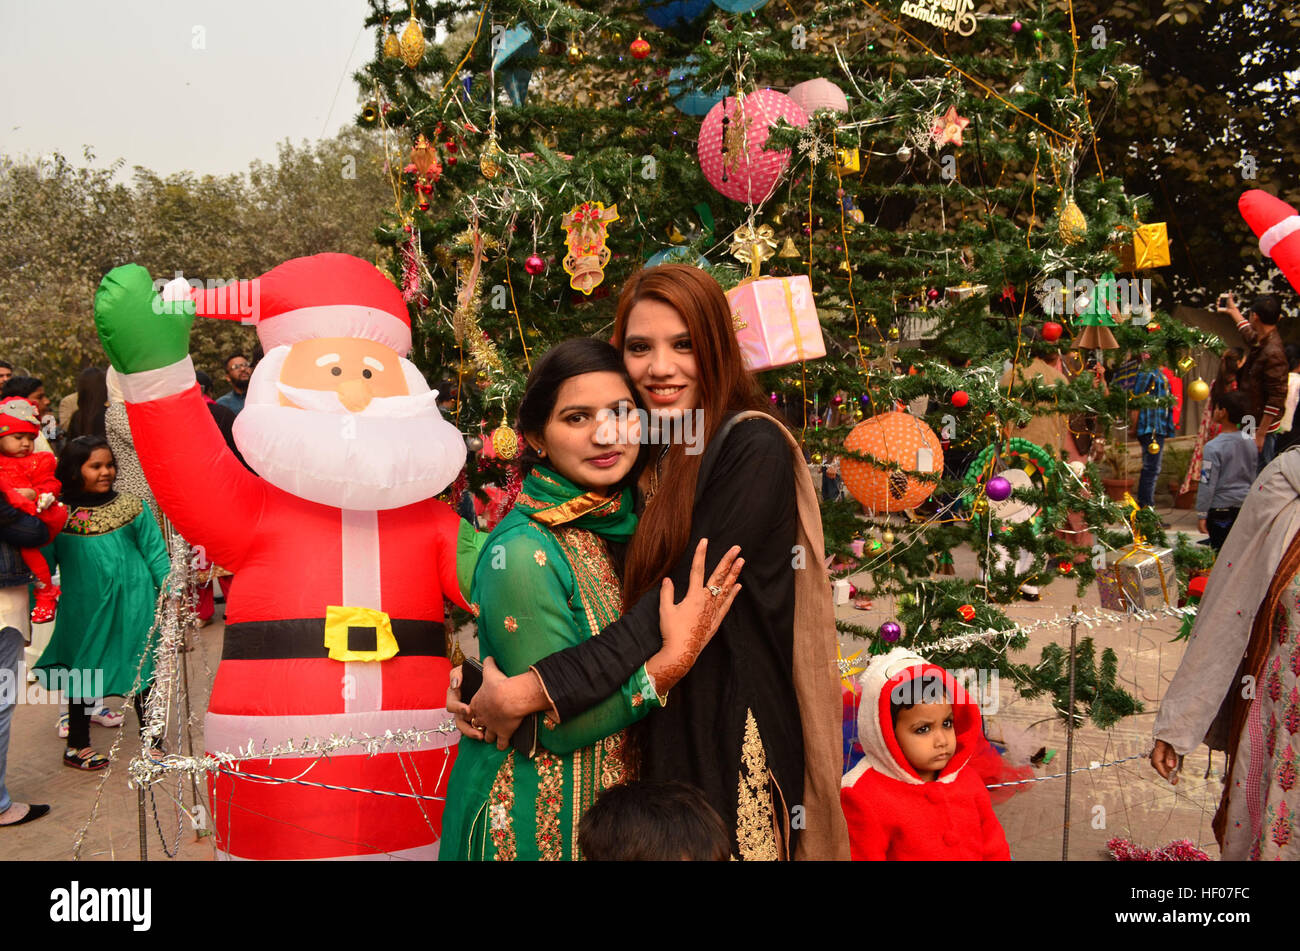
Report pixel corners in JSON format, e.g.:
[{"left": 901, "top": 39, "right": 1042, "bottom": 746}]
[
  {"left": 641, "top": 0, "right": 712, "bottom": 29},
  {"left": 712, "top": 0, "right": 769, "bottom": 12},
  {"left": 491, "top": 24, "right": 538, "bottom": 107},
  {"left": 668, "top": 56, "right": 728, "bottom": 116}
]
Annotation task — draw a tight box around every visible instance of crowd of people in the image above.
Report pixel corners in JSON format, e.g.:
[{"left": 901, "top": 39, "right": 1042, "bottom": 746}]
[{"left": 0, "top": 270, "right": 1296, "bottom": 863}]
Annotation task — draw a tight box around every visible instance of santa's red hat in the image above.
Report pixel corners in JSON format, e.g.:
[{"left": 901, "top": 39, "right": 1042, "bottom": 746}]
[
  {"left": 0, "top": 397, "right": 40, "bottom": 438},
  {"left": 1238, "top": 189, "right": 1300, "bottom": 294},
  {"left": 177, "top": 253, "right": 412, "bottom": 356}
]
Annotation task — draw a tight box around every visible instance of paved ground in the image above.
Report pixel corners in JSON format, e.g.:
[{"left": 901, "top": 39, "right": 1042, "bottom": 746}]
[{"left": 3, "top": 483, "right": 1219, "bottom": 861}]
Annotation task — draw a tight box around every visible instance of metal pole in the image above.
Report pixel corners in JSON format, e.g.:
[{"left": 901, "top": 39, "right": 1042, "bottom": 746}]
[
  {"left": 1062, "top": 604, "right": 1078, "bottom": 861},
  {"left": 137, "top": 785, "right": 148, "bottom": 861}
]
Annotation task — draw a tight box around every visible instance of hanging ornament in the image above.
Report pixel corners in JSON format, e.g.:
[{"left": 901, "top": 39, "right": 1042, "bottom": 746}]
[
  {"left": 930, "top": 106, "right": 970, "bottom": 147},
  {"left": 561, "top": 200, "right": 620, "bottom": 294},
  {"left": 1146, "top": 322, "right": 1162, "bottom": 333},
  {"left": 811, "top": 452, "right": 824, "bottom": 464},
  {"left": 1011, "top": 20, "right": 1023, "bottom": 32},
  {"left": 1032, "top": 28, "right": 1045, "bottom": 39},
  {"left": 630, "top": 36, "right": 651, "bottom": 59},
  {"left": 778, "top": 235, "right": 801, "bottom": 259},
  {"left": 399, "top": 9, "right": 426, "bottom": 68},
  {"left": 1177, "top": 355, "right": 1196, "bottom": 374},
  {"left": 957, "top": 603, "right": 976, "bottom": 621},
  {"left": 699, "top": 90, "right": 809, "bottom": 203},
  {"left": 524, "top": 254, "right": 546, "bottom": 275},
  {"left": 951, "top": 390, "right": 969, "bottom": 408},
  {"left": 361, "top": 101, "right": 379, "bottom": 124},
  {"left": 479, "top": 134, "right": 504, "bottom": 180},
  {"left": 841, "top": 412, "right": 944, "bottom": 511},
  {"left": 770, "top": 391, "right": 779, "bottom": 404},
  {"left": 406, "top": 134, "right": 443, "bottom": 211},
  {"left": 466, "top": 434, "right": 484, "bottom": 452},
  {"left": 729, "top": 224, "right": 778, "bottom": 277},
  {"left": 1188, "top": 378, "right": 1210, "bottom": 402},
  {"left": 896, "top": 144, "right": 913, "bottom": 161},
  {"left": 882, "top": 530, "right": 895, "bottom": 545},
  {"left": 985, "top": 475, "right": 1013, "bottom": 502},
  {"left": 1058, "top": 199, "right": 1088, "bottom": 245},
  {"left": 887, "top": 326, "right": 900, "bottom": 340},
  {"left": 879, "top": 621, "right": 902, "bottom": 643},
  {"left": 1057, "top": 561, "right": 1074, "bottom": 575},
  {"left": 567, "top": 43, "right": 584, "bottom": 64},
  {"left": 927, "top": 287, "right": 941, "bottom": 301},
  {"left": 1042, "top": 320, "right": 1064, "bottom": 342},
  {"left": 492, "top": 416, "right": 520, "bottom": 460}
]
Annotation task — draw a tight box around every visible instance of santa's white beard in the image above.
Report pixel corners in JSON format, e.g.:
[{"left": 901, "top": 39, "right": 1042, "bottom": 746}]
[{"left": 232, "top": 347, "right": 467, "bottom": 511}]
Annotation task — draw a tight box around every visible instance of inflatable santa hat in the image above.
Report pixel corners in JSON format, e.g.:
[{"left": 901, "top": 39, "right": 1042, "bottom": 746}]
[
  {"left": 177, "top": 253, "right": 412, "bottom": 356},
  {"left": 1239, "top": 189, "right": 1300, "bottom": 294}
]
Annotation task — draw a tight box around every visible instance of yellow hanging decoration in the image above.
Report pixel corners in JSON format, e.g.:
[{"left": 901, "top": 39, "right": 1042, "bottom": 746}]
[
  {"left": 399, "top": 9, "right": 426, "bottom": 68},
  {"left": 491, "top": 414, "right": 519, "bottom": 460},
  {"left": 1176, "top": 355, "right": 1195, "bottom": 374},
  {"left": 382, "top": 19, "right": 401, "bottom": 59},
  {"left": 1188, "top": 377, "right": 1210, "bottom": 402},
  {"left": 729, "top": 224, "right": 777, "bottom": 278},
  {"left": 1058, "top": 199, "right": 1088, "bottom": 245},
  {"left": 778, "top": 236, "right": 801, "bottom": 259},
  {"left": 480, "top": 135, "right": 503, "bottom": 180}
]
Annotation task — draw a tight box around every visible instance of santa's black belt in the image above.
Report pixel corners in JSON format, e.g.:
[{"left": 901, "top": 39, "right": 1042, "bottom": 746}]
[{"left": 222, "top": 616, "right": 444, "bottom": 661}]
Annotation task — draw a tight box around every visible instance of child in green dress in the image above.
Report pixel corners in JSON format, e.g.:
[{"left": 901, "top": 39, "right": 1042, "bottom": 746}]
[{"left": 36, "top": 437, "right": 170, "bottom": 770}]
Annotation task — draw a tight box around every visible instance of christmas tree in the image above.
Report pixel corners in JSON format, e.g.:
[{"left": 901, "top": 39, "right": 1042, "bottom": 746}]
[{"left": 354, "top": 0, "right": 1218, "bottom": 726}]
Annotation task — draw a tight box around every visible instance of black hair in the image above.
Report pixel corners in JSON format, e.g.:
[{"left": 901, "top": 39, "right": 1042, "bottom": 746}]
[
  {"left": 224, "top": 352, "right": 249, "bottom": 369},
  {"left": 1217, "top": 389, "right": 1252, "bottom": 428},
  {"left": 515, "top": 337, "right": 646, "bottom": 483},
  {"left": 0, "top": 360, "right": 11, "bottom": 370},
  {"left": 69, "top": 367, "right": 107, "bottom": 439},
  {"left": 1247, "top": 294, "right": 1282, "bottom": 326},
  {"left": 1286, "top": 343, "right": 1300, "bottom": 373},
  {"left": 577, "top": 780, "right": 731, "bottom": 861},
  {"left": 195, "top": 370, "right": 213, "bottom": 393},
  {"left": 55, "top": 436, "right": 114, "bottom": 498},
  {"left": 889, "top": 673, "right": 952, "bottom": 726},
  {"left": 1, "top": 376, "right": 43, "bottom": 400}
]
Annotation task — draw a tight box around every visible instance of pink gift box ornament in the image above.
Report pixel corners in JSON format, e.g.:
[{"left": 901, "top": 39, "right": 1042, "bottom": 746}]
[
  {"left": 849, "top": 538, "right": 866, "bottom": 557},
  {"left": 726, "top": 275, "right": 826, "bottom": 371}
]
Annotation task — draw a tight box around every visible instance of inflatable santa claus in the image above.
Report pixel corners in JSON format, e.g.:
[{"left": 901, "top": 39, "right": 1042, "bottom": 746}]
[
  {"left": 94, "top": 254, "right": 483, "bottom": 860},
  {"left": 1239, "top": 189, "right": 1300, "bottom": 293}
]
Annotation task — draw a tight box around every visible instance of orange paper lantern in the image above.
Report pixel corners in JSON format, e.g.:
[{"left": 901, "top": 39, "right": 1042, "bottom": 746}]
[{"left": 841, "top": 411, "right": 944, "bottom": 511}]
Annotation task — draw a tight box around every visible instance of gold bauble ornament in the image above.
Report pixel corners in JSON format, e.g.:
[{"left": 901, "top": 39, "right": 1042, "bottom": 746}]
[
  {"left": 399, "top": 16, "right": 426, "bottom": 68},
  {"left": 1188, "top": 377, "right": 1211, "bottom": 402},
  {"left": 361, "top": 102, "right": 379, "bottom": 124},
  {"left": 383, "top": 30, "right": 401, "bottom": 60},
  {"left": 882, "top": 530, "right": 895, "bottom": 544},
  {"left": 972, "top": 497, "right": 989, "bottom": 515},
  {"left": 1058, "top": 199, "right": 1087, "bottom": 245},
  {"left": 854, "top": 407, "right": 864, "bottom": 420},
  {"left": 479, "top": 136, "right": 503, "bottom": 180},
  {"left": 887, "top": 326, "right": 900, "bottom": 340},
  {"left": 567, "top": 44, "right": 584, "bottom": 64},
  {"left": 811, "top": 452, "right": 824, "bottom": 464},
  {"left": 492, "top": 422, "right": 519, "bottom": 460},
  {"left": 1147, "top": 440, "right": 1161, "bottom": 455}
]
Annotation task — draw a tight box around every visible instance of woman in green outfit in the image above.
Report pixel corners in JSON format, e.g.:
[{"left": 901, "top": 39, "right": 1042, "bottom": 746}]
[
  {"left": 36, "top": 436, "right": 170, "bottom": 770},
  {"left": 440, "top": 339, "right": 741, "bottom": 860}
]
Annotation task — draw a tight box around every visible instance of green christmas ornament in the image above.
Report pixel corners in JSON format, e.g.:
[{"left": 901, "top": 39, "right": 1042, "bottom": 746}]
[{"left": 1073, "top": 271, "right": 1121, "bottom": 351}]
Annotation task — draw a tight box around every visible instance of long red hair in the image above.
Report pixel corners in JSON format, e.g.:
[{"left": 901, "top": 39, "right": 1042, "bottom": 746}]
[{"left": 612, "top": 264, "right": 773, "bottom": 603}]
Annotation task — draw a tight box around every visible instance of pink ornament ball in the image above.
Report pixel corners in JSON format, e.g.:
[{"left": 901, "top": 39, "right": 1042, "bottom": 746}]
[
  {"left": 880, "top": 621, "right": 902, "bottom": 642},
  {"left": 1011, "top": 20, "right": 1023, "bottom": 32},
  {"left": 525, "top": 254, "right": 546, "bottom": 275},
  {"left": 787, "top": 78, "right": 849, "bottom": 115},
  {"left": 698, "top": 89, "right": 809, "bottom": 204},
  {"left": 986, "top": 475, "right": 1013, "bottom": 502}
]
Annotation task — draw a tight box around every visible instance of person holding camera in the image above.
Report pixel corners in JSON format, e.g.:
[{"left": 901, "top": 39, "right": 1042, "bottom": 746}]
[{"left": 1219, "top": 293, "right": 1288, "bottom": 472}]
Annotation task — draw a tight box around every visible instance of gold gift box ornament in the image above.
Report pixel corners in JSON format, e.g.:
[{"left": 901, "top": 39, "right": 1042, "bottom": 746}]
[
  {"left": 835, "top": 147, "right": 861, "bottom": 175},
  {"left": 1111, "top": 222, "right": 1171, "bottom": 271}
]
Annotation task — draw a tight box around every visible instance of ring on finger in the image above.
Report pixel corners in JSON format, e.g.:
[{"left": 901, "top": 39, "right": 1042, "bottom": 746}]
[{"left": 708, "top": 584, "right": 722, "bottom": 597}]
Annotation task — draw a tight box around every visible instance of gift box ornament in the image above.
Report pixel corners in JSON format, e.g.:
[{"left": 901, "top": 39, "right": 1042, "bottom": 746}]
[
  {"left": 726, "top": 274, "right": 826, "bottom": 371},
  {"left": 835, "top": 147, "right": 861, "bottom": 175},
  {"left": 945, "top": 283, "right": 989, "bottom": 302},
  {"left": 1112, "top": 222, "right": 1171, "bottom": 271},
  {"left": 1108, "top": 543, "right": 1175, "bottom": 610},
  {"left": 1096, "top": 567, "right": 1128, "bottom": 612},
  {"left": 833, "top": 578, "right": 851, "bottom": 605}
]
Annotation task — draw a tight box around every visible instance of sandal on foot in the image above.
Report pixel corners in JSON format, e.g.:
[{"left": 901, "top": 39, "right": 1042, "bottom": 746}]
[
  {"left": 90, "top": 706, "right": 124, "bottom": 728},
  {"left": 57, "top": 712, "right": 69, "bottom": 739},
  {"left": 63, "top": 748, "right": 109, "bottom": 771}
]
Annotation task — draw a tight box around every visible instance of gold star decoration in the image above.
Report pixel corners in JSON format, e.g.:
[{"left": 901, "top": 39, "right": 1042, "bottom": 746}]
[
  {"left": 930, "top": 106, "right": 970, "bottom": 147},
  {"left": 838, "top": 644, "right": 866, "bottom": 690}
]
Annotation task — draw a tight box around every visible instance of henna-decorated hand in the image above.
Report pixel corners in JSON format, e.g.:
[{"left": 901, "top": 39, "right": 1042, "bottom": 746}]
[{"left": 647, "top": 538, "right": 743, "bottom": 692}]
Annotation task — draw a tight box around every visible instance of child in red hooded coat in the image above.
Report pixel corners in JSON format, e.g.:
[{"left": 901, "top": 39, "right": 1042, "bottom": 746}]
[
  {"left": 840, "top": 647, "right": 1010, "bottom": 860},
  {"left": 0, "top": 397, "right": 67, "bottom": 621}
]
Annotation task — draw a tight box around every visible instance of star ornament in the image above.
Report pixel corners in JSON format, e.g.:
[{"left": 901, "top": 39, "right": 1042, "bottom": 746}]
[
  {"left": 931, "top": 106, "right": 970, "bottom": 147},
  {"left": 838, "top": 645, "right": 866, "bottom": 690}
]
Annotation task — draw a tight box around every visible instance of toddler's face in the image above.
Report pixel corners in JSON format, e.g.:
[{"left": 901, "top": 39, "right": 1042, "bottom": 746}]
[
  {"left": 895, "top": 702, "right": 955, "bottom": 781},
  {"left": 0, "top": 432, "right": 34, "bottom": 457}
]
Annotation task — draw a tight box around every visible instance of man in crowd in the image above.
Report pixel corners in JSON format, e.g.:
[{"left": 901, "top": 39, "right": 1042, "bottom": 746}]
[
  {"left": 0, "top": 361, "right": 11, "bottom": 389},
  {"left": 215, "top": 352, "right": 252, "bottom": 415},
  {"left": 1114, "top": 351, "right": 1176, "bottom": 513},
  {"left": 1221, "top": 293, "right": 1288, "bottom": 472}
]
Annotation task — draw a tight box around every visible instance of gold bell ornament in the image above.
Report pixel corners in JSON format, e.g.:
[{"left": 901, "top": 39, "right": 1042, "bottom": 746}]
[{"left": 778, "top": 236, "right": 801, "bottom": 259}]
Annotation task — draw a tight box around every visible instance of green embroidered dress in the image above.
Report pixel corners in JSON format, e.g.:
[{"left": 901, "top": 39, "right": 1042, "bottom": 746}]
[
  {"left": 440, "top": 469, "right": 662, "bottom": 861},
  {"left": 34, "top": 492, "right": 170, "bottom": 697}
]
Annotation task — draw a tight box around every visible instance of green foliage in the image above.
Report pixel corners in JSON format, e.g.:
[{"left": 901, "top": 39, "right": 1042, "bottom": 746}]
[{"left": 1031, "top": 637, "right": 1144, "bottom": 729}]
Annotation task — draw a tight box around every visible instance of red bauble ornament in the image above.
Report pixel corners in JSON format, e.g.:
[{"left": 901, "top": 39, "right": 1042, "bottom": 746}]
[
  {"left": 1042, "top": 321, "right": 1063, "bottom": 342},
  {"left": 958, "top": 604, "right": 976, "bottom": 621},
  {"left": 524, "top": 254, "right": 546, "bottom": 275},
  {"left": 1146, "top": 322, "right": 1162, "bottom": 333},
  {"left": 927, "top": 287, "right": 941, "bottom": 301},
  {"left": 951, "top": 390, "right": 969, "bottom": 408},
  {"left": 630, "top": 36, "right": 651, "bottom": 59}
]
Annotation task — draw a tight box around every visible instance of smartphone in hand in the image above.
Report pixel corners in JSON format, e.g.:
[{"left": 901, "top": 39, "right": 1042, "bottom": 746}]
[
  {"left": 460, "top": 657, "right": 484, "bottom": 705},
  {"left": 1217, "top": 293, "right": 1232, "bottom": 311}
]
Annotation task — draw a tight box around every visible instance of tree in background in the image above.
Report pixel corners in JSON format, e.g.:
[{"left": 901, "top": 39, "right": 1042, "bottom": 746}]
[{"left": 0, "top": 128, "right": 391, "bottom": 397}]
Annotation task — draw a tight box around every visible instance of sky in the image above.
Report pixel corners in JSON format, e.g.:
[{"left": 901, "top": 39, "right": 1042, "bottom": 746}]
[{"left": 0, "top": 0, "right": 382, "bottom": 176}]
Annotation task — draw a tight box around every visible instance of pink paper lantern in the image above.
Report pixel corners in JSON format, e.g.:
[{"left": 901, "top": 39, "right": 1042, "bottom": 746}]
[
  {"left": 698, "top": 89, "right": 808, "bottom": 203},
  {"left": 787, "top": 78, "right": 848, "bottom": 115}
]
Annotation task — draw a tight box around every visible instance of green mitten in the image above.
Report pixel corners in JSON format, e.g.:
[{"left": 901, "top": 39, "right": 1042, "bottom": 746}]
[{"left": 93, "top": 265, "right": 194, "bottom": 374}]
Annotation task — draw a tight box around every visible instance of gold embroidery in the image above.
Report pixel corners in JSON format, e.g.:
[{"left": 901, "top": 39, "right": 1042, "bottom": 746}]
[
  {"left": 736, "top": 708, "right": 778, "bottom": 861},
  {"left": 631, "top": 693, "right": 643, "bottom": 707},
  {"left": 469, "top": 602, "right": 480, "bottom": 618},
  {"left": 489, "top": 752, "right": 516, "bottom": 861},
  {"left": 535, "top": 751, "right": 564, "bottom": 860},
  {"left": 552, "top": 527, "right": 622, "bottom": 639},
  {"left": 533, "top": 549, "right": 547, "bottom": 566},
  {"left": 525, "top": 490, "right": 624, "bottom": 527},
  {"left": 543, "top": 715, "right": 558, "bottom": 730},
  {"left": 503, "top": 615, "right": 518, "bottom": 632},
  {"left": 65, "top": 493, "right": 143, "bottom": 536},
  {"left": 600, "top": 731, "right": 627, "bottom": 790}
]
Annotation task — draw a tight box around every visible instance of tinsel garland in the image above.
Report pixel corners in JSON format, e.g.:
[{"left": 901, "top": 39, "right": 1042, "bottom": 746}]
[{"left": 1106, "top": 837, "right": 1211, "bottom": 861}]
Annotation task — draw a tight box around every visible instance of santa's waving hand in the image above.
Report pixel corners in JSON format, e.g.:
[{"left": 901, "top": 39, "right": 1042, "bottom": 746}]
[{"left": 94, "top": 256, "right": 485, "bottom": 861}]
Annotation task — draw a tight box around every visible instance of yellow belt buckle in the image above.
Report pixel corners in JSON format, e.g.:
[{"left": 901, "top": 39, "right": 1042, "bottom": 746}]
[{"left": 324, "top": 605, "right": 398, "bottom": 662}]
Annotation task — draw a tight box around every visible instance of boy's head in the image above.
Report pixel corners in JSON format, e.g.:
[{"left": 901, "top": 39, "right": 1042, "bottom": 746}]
[
  {"left": 0, "top": 396, "right": 40, "bottom": 457},
  {"left": 1215, "top": 389, "right": 1251, "bottom": 428},
  {"left": 1246, "top": 294, "right": 1282, "bottom": 333},
  {"left": 889, "top": 673, "right": 956, "bottom": 781},
  {"left": 578, "top": 780, "right": 731, "bottom": 861}
]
